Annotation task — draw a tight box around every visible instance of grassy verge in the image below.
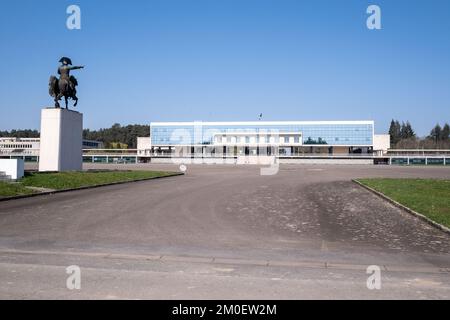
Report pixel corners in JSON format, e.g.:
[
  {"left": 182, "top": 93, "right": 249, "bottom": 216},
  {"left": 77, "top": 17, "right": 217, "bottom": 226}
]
[
  {"left": 0, "top": 170, "right": 180, "bottom": 198},
  {"left": 356, "top": 178, "right": 450, "bottom": 228},
  {"left": 20, "top": 171, "right": 179, "bottom": 190},
  {"left": 0, "top": 181, "right": 37, "bottom": 197}
]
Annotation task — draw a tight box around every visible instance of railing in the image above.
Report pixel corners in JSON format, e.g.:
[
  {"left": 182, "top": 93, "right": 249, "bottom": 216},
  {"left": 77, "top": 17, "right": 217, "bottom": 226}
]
[
  {"left": 387, "top": 149, "right": 450, "bottom": 156},
  {"left": 82, "top": 149, "right": 138, "bottom": 155},
  {"left": 1, "top": 148, "right": 450, "bottom": 162},
  {"left": 0, "top": 149, "right": 40, "bottom": 156},
  {"left": 148, "top": 153, "right": 377, "bottom": 158},
  {"left": 0, "top": 149, "right": 138, "bottom": 157}
]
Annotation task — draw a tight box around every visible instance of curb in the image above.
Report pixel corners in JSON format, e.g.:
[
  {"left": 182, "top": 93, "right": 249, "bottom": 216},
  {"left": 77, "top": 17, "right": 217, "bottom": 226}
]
[
  {"left": 0, "top": 172, "right": 184, "bottom": 203},
  {"left": 352, "top": 179, "right": 450, "bottom": 235}
]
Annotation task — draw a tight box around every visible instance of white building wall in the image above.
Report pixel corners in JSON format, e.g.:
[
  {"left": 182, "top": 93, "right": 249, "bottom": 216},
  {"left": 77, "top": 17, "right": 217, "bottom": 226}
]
[
  {"left": 1, "top": 137, "right": 102, "bottom": 158},
  {"left": 0, "top": 138, "right": 40, "bottom": 157},
  {"left": 137, "top": 137, "right": 151, "bottom": 156},
  {"left": 373, "top": 134, "right": 390, "bottom": 155}
]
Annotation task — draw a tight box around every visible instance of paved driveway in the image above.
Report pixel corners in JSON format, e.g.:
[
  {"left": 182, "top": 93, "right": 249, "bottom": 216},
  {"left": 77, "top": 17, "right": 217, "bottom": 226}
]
[{"left": 0, "top": 164, "right": 449, "bottom": 299}]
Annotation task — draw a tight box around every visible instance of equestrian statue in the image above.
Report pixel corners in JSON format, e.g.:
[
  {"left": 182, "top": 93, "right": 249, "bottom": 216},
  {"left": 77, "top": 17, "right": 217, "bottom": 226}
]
[{"left": 49, "top": 57, "right": 84, "bottom": 109}]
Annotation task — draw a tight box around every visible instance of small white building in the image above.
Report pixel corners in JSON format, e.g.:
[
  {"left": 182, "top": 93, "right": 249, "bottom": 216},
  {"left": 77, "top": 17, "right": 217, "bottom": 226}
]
[
  {"left": 0, "top": 137, "right": 104, "bottom": 161},
  {"left": 0, "top": 137, "right": 40, "bottom": 159}
]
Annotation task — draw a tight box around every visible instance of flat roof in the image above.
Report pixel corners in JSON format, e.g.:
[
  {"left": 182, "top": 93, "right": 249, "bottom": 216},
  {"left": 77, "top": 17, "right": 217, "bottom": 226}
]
[{"left": 150, "top": 120, "right": 374, "bottom": 126}]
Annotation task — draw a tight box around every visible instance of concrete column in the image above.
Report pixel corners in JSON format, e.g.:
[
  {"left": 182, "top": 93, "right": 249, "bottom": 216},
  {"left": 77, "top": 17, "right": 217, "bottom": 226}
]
[{"left": 39, "top": 108, "right": 83, "bottom": 172}]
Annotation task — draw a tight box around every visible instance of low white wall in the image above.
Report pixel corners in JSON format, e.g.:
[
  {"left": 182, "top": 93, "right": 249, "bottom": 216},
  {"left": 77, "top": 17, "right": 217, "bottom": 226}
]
[
  {"left": 279, "top": 158, "right": 373, "bottom": 165},
  {"left": 0, "top": 159, "right": 24, "bottom": 180},
  {"left": 150, "top": 157, "right": 373, "bottom": 165},
  {"left": 151, "top": 157, "right": 238, "bottom": 164}
]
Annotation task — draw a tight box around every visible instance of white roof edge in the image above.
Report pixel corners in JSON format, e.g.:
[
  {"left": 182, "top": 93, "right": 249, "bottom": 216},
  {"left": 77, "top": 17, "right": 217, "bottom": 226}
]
[{"left": 150, "top": 121, "right": 374, "bottom": 126}]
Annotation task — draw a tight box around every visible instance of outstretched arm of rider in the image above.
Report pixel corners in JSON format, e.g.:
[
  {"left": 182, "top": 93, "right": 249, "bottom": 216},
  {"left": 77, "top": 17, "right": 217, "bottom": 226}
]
[{"left": 70, "top": 66, "right": 84, "bottom": 70}]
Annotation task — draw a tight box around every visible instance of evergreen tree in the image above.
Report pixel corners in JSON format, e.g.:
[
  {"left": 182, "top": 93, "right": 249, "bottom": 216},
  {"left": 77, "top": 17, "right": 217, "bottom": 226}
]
[
  {"left": 400, "top": 122, "right": 407, "bottom": 139},
  {"left": 403, "top": 121, "right": 415, "bottom": 139},
  {"left": 394, "top": 120, "right": 401, "bottom": 141},
  {"left": 429, "top": 124, "right": 442, "bottom": 142},
  {"left": 388, "top": 119, "right": 397, "bottom": 146},
  {"left": 388, "top": 119, "right": 401, "bottom": 146},
  {"left": 442, "top": 123, "right": 450, "bottom": 141}
]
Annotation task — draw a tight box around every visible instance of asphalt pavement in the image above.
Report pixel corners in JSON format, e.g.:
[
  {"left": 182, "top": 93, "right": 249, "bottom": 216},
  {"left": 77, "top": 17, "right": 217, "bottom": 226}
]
[{"left": 0, "top": 164, "right": 449, "bottom": 299}]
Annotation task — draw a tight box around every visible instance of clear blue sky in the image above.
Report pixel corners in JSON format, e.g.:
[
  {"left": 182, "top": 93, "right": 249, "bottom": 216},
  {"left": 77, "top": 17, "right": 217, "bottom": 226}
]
[{"left": 0, "top": 0, "right": 449, "bottom": 135}]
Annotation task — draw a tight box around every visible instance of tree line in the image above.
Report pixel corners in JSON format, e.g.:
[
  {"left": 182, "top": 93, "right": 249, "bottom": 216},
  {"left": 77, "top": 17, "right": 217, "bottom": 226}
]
[
  {"left": 0, "top": 129, "right": 40, "bottom": 138},
  {"left": 389, "top": 119, "right": 450, "bottom": 149},
  {"left": 0, "top": 124, "right": 149, "bottom": 149},
  {"left": 83, "top": 123, "right": 150, "bottom": 149}
]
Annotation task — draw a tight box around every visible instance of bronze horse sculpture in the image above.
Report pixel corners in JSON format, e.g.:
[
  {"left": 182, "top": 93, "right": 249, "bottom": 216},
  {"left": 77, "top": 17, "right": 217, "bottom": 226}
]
[{"left": 49, "top": 57, "right": 84, "bottom": 109}]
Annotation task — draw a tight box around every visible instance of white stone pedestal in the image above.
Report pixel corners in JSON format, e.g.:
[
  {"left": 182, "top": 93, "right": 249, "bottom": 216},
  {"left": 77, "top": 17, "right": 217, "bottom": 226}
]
[{"left": 38, "top": 108, "right": 83, "bottom": 172}]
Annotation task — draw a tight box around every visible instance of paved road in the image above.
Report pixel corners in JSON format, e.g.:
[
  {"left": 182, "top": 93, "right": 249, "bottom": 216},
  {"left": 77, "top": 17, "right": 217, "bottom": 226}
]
[{"left": 0, "top": 164, "right": 449, "bottom": 299}]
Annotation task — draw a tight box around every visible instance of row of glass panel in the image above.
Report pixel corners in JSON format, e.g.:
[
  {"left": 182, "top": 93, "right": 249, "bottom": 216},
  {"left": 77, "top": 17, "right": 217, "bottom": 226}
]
[
  {"left": 214, "top": 134, "right": 302, "bottom": 144},
  {"left": 82, "top": 156, "right": 137, "bottom": 164},
  {"left": 390, "top": 158, "right": 449, "bottom": 165},
  {"left": 151, "top": 124, "right": 373, "bottom": 146}
]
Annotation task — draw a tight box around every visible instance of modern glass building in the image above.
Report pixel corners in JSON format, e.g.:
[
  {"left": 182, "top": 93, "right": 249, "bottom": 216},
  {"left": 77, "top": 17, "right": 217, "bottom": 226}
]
[{"left": 149, "top": 121, "right": 377, "bottom": 157}]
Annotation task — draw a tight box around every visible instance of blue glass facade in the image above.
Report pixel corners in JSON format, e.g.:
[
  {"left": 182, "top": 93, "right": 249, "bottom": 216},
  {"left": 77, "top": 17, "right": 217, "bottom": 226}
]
[{"left": 150, "top": 122, "right": 374, "bottom": 146}]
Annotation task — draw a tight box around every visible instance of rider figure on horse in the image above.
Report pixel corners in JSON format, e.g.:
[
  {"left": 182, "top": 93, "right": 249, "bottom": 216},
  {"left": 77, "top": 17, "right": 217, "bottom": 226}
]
[{"left": 49, "top": 57, "right": 84, "bottom": 109}]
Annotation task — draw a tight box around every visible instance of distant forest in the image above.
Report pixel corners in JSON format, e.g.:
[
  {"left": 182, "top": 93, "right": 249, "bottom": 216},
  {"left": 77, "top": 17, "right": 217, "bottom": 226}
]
[
  {"left": 0, "top": 129, "right": 39, "bottom": 138},
  {"left": 83, "top": 124, "right": 150, "bottom": 149},
  {"left": 1, "top": 124, "right": 149, "bottom": 149}
]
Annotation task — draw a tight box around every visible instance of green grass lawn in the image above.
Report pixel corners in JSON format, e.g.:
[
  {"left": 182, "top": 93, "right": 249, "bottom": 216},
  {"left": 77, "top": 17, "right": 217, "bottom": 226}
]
[
  {"left": 20, "top": 171, "right": 179, "bottom": 190},
  {"left": 0, "top": 170, "right": 180, "bottom": 198},
  {"left": 357, "top": 178, "right": 450, "bottom": 228},
  {"left": 0, "top": 181, "right": 36, "bottom": 197}
]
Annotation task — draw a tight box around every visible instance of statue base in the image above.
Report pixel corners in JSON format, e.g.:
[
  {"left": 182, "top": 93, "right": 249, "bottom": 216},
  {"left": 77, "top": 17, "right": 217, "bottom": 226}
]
[{"left": 38, "top": 108, "right": 83, "bottom": 172}]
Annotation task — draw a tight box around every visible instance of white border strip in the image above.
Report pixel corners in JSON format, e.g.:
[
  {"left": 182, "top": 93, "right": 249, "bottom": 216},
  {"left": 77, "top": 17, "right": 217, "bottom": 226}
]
[{"left": 151, "top": 120, "right": 374, "bottom": 126}]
